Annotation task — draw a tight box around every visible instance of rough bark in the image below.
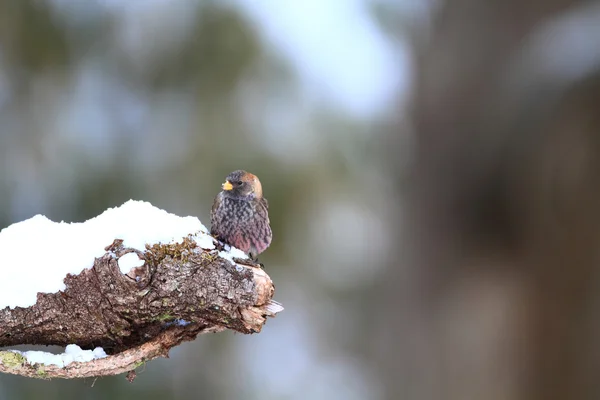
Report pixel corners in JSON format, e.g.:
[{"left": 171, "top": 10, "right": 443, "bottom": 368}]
[{"left": 0, "top": 237, "right": 282, "bottom": 379}]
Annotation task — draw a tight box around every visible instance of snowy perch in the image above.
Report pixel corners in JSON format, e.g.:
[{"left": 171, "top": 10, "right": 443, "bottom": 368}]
[{"left": 0, "top": 201, "right": 282, "bottom": 380}]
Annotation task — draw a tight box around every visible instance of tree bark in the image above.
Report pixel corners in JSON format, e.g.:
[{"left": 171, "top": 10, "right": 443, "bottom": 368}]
[{"left": 0, "top": 238, "right": 282, "bottom": 380}]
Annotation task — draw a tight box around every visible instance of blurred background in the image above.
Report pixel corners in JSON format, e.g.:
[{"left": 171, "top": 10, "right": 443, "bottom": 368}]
[{"left": 2, "top": 0, "right": 600, "bottom": 399}]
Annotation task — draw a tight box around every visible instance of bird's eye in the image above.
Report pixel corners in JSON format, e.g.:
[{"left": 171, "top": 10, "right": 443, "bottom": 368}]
[{"left": 236, "top": 181, "right": 243, "bottom": 185}]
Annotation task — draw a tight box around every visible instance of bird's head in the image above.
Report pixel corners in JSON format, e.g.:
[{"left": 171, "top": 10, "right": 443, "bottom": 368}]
[{"left": 221, "top": 170, "right": 263, "bottom": 199}]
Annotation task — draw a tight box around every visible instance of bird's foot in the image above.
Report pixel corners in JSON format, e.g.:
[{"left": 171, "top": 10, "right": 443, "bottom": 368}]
[
  {"left": 250, "top": 254, "right": 265, "bottom": 269},
  {"left": 233, "top": 257, "right": 264, "bottom": 269}
]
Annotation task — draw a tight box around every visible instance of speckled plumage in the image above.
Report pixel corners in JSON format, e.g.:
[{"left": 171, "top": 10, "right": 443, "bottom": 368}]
[{"left": 210, "top": 170, "right": 272, "bottom": 259}]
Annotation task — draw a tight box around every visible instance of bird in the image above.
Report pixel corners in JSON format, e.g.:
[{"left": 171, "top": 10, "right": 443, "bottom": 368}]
[{"left": 210, "top": 170, "right": 272, "bottom": 260}]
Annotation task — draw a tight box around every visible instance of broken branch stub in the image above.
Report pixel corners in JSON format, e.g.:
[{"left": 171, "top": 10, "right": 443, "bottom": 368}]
[{"left": 0, "top": 238, "right": 282, "bottom": 379}]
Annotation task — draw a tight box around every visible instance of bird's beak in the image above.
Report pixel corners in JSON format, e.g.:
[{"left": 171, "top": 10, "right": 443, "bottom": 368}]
[{"left": 222, "top": 180, "right": 233, "bottom": 191}]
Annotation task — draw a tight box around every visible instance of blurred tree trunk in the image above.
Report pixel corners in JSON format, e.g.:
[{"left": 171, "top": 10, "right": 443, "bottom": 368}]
[{"left": 376, "top": 1, "right": 600, "bottom": 399}]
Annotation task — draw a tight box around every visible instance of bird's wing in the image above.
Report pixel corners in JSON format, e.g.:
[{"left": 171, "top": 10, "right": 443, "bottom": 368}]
[
  {"left": 260, "top": 197, "right": 269, "bottom": 210},
  {"left": 210, "top": 194, "right": 222, "bottom": 234},
  {"left": 260, "top": 197, "right": 270, "bottom": 225},
  {"left": 211, "top": 195, "right": 221, "bottom": 215}
]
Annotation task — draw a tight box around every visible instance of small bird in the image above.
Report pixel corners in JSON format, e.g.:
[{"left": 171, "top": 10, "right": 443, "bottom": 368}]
[{"left": 210, "top": 170, "right": 272, "bottom": 260}]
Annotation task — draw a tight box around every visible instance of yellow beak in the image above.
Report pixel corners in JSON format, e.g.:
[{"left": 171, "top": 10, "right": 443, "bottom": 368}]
[{"left": 222, "top": 180, "right": 233, "bottom": 191}]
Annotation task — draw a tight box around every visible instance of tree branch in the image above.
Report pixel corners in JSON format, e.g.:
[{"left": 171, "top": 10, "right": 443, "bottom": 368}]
[{"left": 0, "top": 237, "right": 282, "bottom": 380}]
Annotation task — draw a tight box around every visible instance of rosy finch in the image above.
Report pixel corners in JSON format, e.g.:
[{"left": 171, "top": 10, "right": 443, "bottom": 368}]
[{"left": 211, "top": 170, "right": 272, "bottom": 259}]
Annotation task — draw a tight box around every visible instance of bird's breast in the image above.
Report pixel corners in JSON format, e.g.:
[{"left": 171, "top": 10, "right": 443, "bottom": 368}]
[{"left": 220, "top": 197, "right": 259, "bottom": 221}]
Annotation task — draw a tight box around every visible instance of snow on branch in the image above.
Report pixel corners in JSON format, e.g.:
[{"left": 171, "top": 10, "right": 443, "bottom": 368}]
[{"left": 0, "top": 201, "right": 283, "bottom": 380}]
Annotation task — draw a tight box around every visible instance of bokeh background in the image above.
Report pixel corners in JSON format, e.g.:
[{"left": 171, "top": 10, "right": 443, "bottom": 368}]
[{"left": 2, "top": 0, "right": 600, "bottom": 399}]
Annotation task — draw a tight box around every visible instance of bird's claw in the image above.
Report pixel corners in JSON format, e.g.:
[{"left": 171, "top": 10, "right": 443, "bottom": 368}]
[{"left": 232, "top": 257, "right": 264, "bottom": 269}]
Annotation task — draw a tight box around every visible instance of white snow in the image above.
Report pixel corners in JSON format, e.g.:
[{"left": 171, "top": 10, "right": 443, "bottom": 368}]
[
  {"left": 218, "top": 245, "right": 249, "bottom": 265},
  {"left": 164, "top": 318, "right": 190, "bottom": 327},
  {"left": 118, "top": 252, "right": 145, "bottom": 273},
  {"left": 13, "top": 344, "right": 108, "bottom": 368},
  {"left": 0, "top": 200, "right": 222, "bottom": 309},
  {"left": 194, "top": 231, "right": 218, "bottom": 250},
  {"left": 92, "top": 346, "right": 108, "bottom": 359}
]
